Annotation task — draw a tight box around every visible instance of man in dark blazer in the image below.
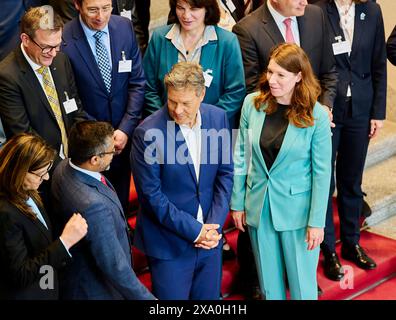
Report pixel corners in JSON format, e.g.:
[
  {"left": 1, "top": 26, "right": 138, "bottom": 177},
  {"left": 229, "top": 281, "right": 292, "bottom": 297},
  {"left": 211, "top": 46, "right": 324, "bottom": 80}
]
[
  {"left": 231, "top": 0, "right": 337, "bottom": 298},
  {"left": 387, "top": 25, "right": 396, "bottom": 66},
  {"left": 62, "top": 0, "right": 145, "bottom": 212},
  {"left": 51, "top": 120, "right": 155, "bottom": 300},
  {"left": 0, "top": 7, "right": 87, "bottom": 163},
  {"left": 316, "top": 0, "right": 386, "bottom": 281},
  {"left": 131, "top": 62, "right": 234, "bottom": 300}
]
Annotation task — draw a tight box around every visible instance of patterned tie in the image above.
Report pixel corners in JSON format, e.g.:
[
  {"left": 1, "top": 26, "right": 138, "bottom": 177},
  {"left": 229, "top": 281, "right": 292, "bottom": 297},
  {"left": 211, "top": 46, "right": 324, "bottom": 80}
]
[
  {"left": 283, "top": 18, "right": 296, "bottom": 44},
  {"left": 37, "top": 66, "right": 68, "bottom": 157},
  {"left": 93, "top": 31, "right": 112, "bottom": 93}
]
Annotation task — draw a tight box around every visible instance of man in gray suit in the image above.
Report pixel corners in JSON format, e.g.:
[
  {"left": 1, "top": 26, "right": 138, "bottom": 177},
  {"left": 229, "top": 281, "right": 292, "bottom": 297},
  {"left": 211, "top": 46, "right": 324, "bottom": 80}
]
[
  {"left": 51, "top": 120, "right": 155, "bottom": 300},
  {"left": 232, "top": 0, "right": 337, "bottom": 299}
]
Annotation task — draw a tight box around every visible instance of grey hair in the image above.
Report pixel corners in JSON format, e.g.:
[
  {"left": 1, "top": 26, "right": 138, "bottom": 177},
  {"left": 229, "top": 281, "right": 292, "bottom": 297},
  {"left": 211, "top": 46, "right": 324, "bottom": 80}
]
[{"left": 164, "top": 62, "right": 205, "bottom": 96}]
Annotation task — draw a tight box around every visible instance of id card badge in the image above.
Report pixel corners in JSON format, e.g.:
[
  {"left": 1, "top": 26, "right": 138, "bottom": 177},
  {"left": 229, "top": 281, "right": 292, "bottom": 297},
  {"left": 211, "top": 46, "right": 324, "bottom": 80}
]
[
  {"left": 63, "top": 92, "right": 78, "bottom": 114},
  {"left": 226, "top": 0, "right": 237, "bottom": 13},
  {"left": 118, "top": 51, "right": 132, "bottom": 73},
  {"left": 203, "top": 69, "right": 213, "bottom": 88},
  {"left": 120, "top": 9, "right": 132, "bottom": 21},
  {"left": 59, "top": 144, "right": 66, "bottom": 160},
  {"left": 332, "top": 36, "right": 351, "bottom": 55}
]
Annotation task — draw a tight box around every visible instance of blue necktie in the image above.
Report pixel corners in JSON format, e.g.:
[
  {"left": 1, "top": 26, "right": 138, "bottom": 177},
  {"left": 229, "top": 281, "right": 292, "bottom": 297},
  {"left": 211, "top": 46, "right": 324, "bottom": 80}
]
[{"left": 93, "top": 31, "right": 112, "bottom": 93}]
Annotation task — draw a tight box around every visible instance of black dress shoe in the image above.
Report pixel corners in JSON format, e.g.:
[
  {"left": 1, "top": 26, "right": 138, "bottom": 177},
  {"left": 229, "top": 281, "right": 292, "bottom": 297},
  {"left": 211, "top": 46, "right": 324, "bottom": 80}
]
[
  {"left": 341, "top": 244, "right": 377, "bottom": 270},
  {"left": 323, "top": 252, "right": 344, "bottom": 281}
]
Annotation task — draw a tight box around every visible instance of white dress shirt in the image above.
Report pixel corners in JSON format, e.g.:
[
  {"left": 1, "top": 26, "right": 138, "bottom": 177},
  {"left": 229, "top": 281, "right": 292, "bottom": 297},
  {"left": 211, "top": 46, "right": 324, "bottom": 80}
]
[
  {"left": 267, "top": 0, "right": 301, "bottom": 46},
  {"left": 179, "top": 110, "right": 204, "bottom": 225}
]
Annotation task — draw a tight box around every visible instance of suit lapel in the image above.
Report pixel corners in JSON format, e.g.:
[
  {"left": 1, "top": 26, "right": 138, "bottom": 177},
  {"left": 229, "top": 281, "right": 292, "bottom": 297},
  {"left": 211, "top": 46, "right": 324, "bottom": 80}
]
[
  {"left": 26, "top": 203, "right": 52, "bottom": 243},
  {"left": 269, "top": 122, "right": 301, "bottom": 173},
  {"left": 200, "top": 31, "right": 218, "bottom": 72},
  {"left": 50, "top": 61, "right": 71, "bottom": 130},
  {"left": 16, "top": 48, "right": 62, "bottom": 127},
  {"left": 252, "top": 107, "right": 269, "bottom": 175},
  {"left": 326, "top": 1, "right": 350, "bottom": 66},
  {"left": 70, "top": 165, "right": 124, "bottom": 215},
  {"left": 109, "top": 18, "right": 120, "bottom": 93},
  {"left": 164, "top": 107, "right": 198, "bottom": 186},
  {"left": 261, "top": 4, "right": 285, "bottom": 46},
  {"left": 71, "top": 20, "right": 109, "bottom": 94},
  {"left": 351, "top": 3, "right": 366, "bottom": 58}
]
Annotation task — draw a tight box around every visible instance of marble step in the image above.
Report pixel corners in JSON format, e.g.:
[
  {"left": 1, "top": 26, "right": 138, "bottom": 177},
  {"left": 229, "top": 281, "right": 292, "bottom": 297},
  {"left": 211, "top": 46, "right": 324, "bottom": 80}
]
[
  {"left": 365, "top": 120, "right": 396, "bottom": 169},
  {"left": 362, "top": 154, "right": 396, "bottom": 226}
]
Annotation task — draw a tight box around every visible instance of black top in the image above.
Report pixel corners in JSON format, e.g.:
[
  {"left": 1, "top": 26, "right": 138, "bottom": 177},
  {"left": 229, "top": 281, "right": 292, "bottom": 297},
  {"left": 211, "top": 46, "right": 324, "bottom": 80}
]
[{"left": 260, "top": 104, "right": 289, "bottom": 170}]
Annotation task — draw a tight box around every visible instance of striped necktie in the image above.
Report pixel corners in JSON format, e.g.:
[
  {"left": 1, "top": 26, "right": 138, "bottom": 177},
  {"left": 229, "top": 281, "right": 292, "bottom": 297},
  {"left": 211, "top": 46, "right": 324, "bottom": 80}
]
[
  {"left": 37, "top": 66, "right": 68, "bottom": 157},
  {"left": 93, "top": 31, "right": 112, "bottom": 93}
]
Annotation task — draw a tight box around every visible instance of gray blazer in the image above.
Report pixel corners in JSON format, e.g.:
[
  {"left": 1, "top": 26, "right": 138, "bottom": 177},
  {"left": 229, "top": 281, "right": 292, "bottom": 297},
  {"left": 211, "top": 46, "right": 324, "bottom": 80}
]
[{"left": 51, "top": 160, "right": 155, "bottom": 300}]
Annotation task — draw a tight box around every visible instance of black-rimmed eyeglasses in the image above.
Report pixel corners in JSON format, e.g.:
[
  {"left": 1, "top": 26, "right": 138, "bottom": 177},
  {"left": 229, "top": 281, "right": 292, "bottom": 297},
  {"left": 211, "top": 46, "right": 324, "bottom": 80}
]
[
  {"left": 97, "top": 149, "right": 116, "bottom": 157},
  {"left": 28, "top": 35, "right": 61, "bottom": 54},
  {"left": 29, "top": 161, "right": 54, "bottom": 180}
]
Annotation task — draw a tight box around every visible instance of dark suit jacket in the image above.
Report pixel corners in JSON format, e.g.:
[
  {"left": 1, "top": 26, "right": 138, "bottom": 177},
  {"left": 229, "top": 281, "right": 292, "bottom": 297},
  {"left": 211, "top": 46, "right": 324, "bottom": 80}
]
[
  {"left": 0, "top": 48, "right": 88, "bottom": 160},
  {"left": 387, "top": 25, "right": 396, "bottom": 66},
  {"left": 131, "top": 104, "right": 234, "bottom": 260},
  {"left": 62, "top": 15, "right": 145, "bottom": 139},
  {"left": 232, "top": 3, "right": 337, "bottom": 107},
  {"left": 317, "top": 0, "right": 386, "bottom": 119},
  {"left": 0, "top": 197, "right": 71, "bottom": 300},
  {"left": 51, "top": 160, "right": 155, "bottom": 300}
]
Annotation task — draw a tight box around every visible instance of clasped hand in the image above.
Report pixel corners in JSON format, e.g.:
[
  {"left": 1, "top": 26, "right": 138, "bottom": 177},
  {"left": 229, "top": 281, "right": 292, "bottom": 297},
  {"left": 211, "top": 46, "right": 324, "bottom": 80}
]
[{"left": 194, "top": 224, "right": 222, "bottom": 250}]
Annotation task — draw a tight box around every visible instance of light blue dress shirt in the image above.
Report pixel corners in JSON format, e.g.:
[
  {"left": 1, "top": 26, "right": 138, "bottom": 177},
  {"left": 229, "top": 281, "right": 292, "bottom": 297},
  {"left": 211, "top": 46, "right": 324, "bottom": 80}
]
[{"left": 79, "top": 15, "right": 112, "bottom": 69}]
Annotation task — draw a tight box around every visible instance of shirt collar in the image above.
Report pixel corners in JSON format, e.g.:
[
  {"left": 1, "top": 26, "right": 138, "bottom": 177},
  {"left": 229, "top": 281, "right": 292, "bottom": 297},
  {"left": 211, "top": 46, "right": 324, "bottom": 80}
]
[
  {"left": 165, "top": 24, "right": 218, "bottom": 46},
  {"left": 79, "top": 15, "right": 110, "bottom": 39},
  {"left": 179, "top": 109, "right": 202, "bottom": 131},
  {"left": 267, "top": 0, "right": 298, "bottom": 26},
  {"left": 69, "top": 159, "right": 102, "bottom": 182},
  {"left": 20, "top": 43, "right": 44, "bottom": 72}
]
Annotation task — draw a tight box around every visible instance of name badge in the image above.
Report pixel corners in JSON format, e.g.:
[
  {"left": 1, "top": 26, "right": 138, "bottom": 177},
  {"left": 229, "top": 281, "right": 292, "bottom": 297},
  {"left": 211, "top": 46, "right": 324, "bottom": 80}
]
[
  {"left": 203, "top": 69, "right": 213, "bottom": 88},
  {"left": 332, "top": 36, "right": 351, "bottom": 55},
  {"left": 118, "top": 50, "right": 132, "bottom": 73},
  {"left": 63, "top": 92, "right": 78, "bottom": 114},
  {"left": 120, "top": 9, "right": 132, "bottom": 21},
  {"left": 226, "top": 0, "right": 237, "bottom": 13}
]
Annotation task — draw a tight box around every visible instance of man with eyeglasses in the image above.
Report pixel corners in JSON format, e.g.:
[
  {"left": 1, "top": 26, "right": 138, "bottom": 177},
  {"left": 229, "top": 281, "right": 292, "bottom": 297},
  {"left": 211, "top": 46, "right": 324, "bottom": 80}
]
[
  {"left": 51, "top": 120, "right": 156, "bottom": 300},
  {"left": 61, "top": 0, "right": 145, "bottom": 213},
  {"left": 0, "top": 6, "right": 88, "bottom": 164}
]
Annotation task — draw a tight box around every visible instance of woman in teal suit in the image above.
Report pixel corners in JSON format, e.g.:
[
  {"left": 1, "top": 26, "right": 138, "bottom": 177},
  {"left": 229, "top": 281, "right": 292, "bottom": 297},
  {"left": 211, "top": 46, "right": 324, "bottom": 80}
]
[
  {"left": 143, "top": 0, "right": 245, "bottom": 129},
  {"left": 231, "top": 44, "right": 332, "bottom": 300}
]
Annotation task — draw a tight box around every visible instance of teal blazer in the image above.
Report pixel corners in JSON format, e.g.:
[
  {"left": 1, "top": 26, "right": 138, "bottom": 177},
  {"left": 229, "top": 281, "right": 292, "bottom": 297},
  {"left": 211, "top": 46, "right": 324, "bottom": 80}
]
[
  {"left": 143, "top": 24, "right": 246, "bottom": 128},
  {"left": 230, "top": 92, "right": 332, "bottom": 231}
]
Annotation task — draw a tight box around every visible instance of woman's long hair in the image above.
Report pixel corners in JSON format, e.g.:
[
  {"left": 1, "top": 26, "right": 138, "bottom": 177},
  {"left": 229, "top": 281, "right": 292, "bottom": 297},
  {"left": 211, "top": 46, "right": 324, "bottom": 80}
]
[
  {"left": 0, "top": 133, "right": 56, "bottom": 220},
  {"left": 254, "top": 43, "right": 321, "bottom": 128}
]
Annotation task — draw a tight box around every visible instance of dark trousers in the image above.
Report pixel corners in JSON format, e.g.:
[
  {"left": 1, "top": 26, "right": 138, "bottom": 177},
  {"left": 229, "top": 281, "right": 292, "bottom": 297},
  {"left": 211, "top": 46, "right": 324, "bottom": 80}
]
[
  {"left": 323, "top": 99, "right": 371, "bottom": 252},
  {"left": 103, "top": 142, "right": 131, "bottom": 214},
  {"left": 236, "top": 230, "right": 259, "bottom": 289},
  {"left": 148, "top": 247, "right": 222, "bottom": 300}
]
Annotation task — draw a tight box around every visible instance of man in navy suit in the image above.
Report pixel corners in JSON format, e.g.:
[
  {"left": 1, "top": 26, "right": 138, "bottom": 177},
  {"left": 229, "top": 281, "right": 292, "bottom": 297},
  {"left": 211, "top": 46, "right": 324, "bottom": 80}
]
[
  {"left": 51, "top": 120, "right": 155, "bottom": 300},
  {"left": 61, "top": 0, "right": 145, "bottom": 212},
  {"left": 131, "top": 62, "right": 234, "bottom": 300}
]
